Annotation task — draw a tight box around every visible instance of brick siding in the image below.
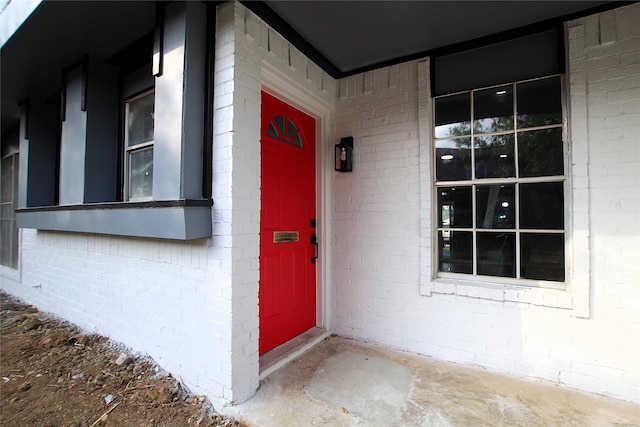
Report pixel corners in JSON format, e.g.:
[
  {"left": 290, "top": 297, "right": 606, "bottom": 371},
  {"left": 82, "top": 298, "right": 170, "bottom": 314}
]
[
  {"left": 332, "top": 3, "right": 640, "bottom": 402},
  {"left": 2, "top": 0, "right": 638, "bottom": 406}
]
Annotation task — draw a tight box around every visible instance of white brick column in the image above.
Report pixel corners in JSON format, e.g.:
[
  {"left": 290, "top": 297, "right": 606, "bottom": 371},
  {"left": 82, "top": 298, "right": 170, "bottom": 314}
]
[{"left": 213, "top": 1, "right": 261, "bottom": 403}]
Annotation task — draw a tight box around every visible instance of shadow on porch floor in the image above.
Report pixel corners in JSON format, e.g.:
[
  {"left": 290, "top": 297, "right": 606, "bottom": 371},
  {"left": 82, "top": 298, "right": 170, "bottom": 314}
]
[{"left": 227, "top": 336, "right": 639, "bottom": 427}]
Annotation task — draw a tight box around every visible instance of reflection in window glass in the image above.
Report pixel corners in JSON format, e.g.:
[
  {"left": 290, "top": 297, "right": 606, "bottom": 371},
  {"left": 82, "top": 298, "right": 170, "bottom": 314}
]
[
  {"left": 475, "top": 134, "right": 515, "bottom": 178},
  {"left": 125, "top": 90, "right": 155, "bottom": 201},
  {"left": 287, "top": 119, "right": 298, "bottom": 138},
  {"left": 517, "top": 76, "right": 562, "bottom": 128},
  {"left": 521, "top": 233, "right": 565, "bottom": 281},
  {"left": 267, "top": 122, "right": 279, "bottom": 139},
  {"left": 434, "top": 75, "right": 566, "bottom": 283},
  {"left": 476, "top": 185, "right": 515, "bottom": 229},
  {"left": 293, "top": 135, "right": 303, "bottom": 148},
  {"left": 518, "top": 128, "right": 564, "bottom": 177},
  {"left": 434, "top": 93, "right": 471, "bottom": 138},
  {"left": 438, "top": 186, "right": 472, "bottom": 228},
  {"left": 520, "top": 182, "right": 564, "bottom": 230},
  {"left": 0, "top": 153, "right": 19, "bottom": 269},
  {"left": 127, "top": 93, "right": 155, "bottom": 148},
  {"left": 129, "top": 147, "right": 153, "bottom": 199},
  {"left": 439, "top": 231, "right": 472, "bottom": 274},
  {"left": 477, "top": 232, "right": 516, "bottom": 278},
  {"left": 0, "top": 158, "right": 10, "bottom": 203},
  {"left": 436, "top": 138, "right": 471, "bottom": 181},
  {"left": 474, "top": 85, "right": 514, "bottom": 134},
  {"left": 274, "top": 116, "right": 285, "bottom": 135},
  {"left": 265, "top": 115, "right": 304, "bottom": 148}
]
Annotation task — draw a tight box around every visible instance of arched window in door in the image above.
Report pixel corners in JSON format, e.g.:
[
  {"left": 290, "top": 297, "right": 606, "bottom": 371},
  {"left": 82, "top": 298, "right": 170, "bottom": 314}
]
[{"left": 266, "top": 115, "right": 304, "bottom": 148}]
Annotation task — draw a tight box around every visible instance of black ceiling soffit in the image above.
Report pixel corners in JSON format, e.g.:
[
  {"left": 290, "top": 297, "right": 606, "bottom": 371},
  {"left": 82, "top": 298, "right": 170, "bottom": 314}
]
[{"left": 240, "top": 1, "right": 633, "bottom": 79}]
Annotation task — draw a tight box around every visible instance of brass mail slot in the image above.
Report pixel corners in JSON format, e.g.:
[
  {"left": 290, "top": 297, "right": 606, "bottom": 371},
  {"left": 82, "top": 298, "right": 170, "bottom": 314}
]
[{"left": 274, "top": 231, "right": 299, "bottom": 243}]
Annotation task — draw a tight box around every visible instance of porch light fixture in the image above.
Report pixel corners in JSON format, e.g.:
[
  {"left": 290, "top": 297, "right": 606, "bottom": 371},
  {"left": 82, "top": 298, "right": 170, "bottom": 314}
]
[{"left": 335, "top": 137, "right": 353, "bottom": 172}]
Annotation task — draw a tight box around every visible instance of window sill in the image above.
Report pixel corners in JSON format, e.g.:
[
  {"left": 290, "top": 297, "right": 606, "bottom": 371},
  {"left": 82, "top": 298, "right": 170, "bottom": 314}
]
[
  {"left": 420, "top": 277, "right": 572, "bottom": 310},
  {"left": 16, "top": 200, "right": 213, "bottom": 240}
]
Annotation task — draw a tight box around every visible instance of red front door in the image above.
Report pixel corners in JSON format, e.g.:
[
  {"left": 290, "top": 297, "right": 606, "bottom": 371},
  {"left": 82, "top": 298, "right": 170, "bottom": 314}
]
[{"left": 259, "top": 91, "right": 317, "bottom": 355}]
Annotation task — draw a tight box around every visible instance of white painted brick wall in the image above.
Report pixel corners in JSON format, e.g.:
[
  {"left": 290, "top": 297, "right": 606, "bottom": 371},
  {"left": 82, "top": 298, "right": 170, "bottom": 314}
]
[
  {"left": 2, "top": 0, "right": 336, "bottom": 408},
  {"left": 2, "top": 227, "right": 234, "bottom": 408},
  {"left": 332, "top": 3, "right": 640, "bottom": 403},
  {"left": 3, "top": 0, "right": 638, "bottom": 409},
  {"left": 219, "top": 1, "right": 336, "bottom": 403},
  {"left": 333, "top": 60, "right": 423, "bottom": 349}
]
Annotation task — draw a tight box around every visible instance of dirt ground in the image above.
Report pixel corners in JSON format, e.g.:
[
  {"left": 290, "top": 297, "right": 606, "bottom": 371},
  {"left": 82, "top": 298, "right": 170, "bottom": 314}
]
[{"left": 0, "top": 291, "right": 245, "bottom": 427}]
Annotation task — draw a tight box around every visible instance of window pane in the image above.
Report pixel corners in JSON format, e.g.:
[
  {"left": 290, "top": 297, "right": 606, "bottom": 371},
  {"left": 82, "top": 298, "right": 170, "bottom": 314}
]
[
  {"left": 129, "top": 147, "right": 153, "bottom": 199},
  {"left": 274, "top": 115, "right": 285, "bottom": 135},
  {"left": 1, "top": 219, "right": 11, "bottom": 267},
  {"left": 436, "top": 138, "right": 471, "bottom": 181},
  {"left": 1, "top": 156, "right": 12, "bottom": 204},
  {"left": 518, "top": 128, "right": 564, "bottom": 177},
  {"left": 439, "top": 231, "right": 472, "bottom": 274},
  {"left": 286, "top": 119, "right": 298, "bottom": 138},
  {"left": 474, "top": 85, "right": 514, "bottom": 133},
  {"left": 438, "top": 186, "right": 472, "bottom": 228},
  {"left": 286, "top": 118, "right": 303, "bottom": 148},
  {"left": 476, "top": 185, "right": 515, "bottom": 229},
  {"left": 266, "top": 121, "right": 279, "bottom": 139},
  {"left": 477, "top": 232, "right": 515, "bottom": 277},
  {"left": 521, "top": 233, "right": 565, "bottom": 281},
  {"left": 474, "top": 134, "right": 515, "bottom": 178},
  {"left": 1, "top": 154, "right": 18, "bottom": 269},
  {"left": 11, "top": 157, "right": 18, "bottom": 208},
  {"left": 517, "top": 76, "right": 562, "bottom": 128},
  {"left": 127, "top": 93, "right": 155, "bottom": 147},
  {"left": 520, "top": 182, "right": 564, "bottom": 229},
  {"left": 435, "top": 93, "right": 471, "bottom": 138},
  {"left": 435, "top": 76, "right": 565, "bottom": 282}
]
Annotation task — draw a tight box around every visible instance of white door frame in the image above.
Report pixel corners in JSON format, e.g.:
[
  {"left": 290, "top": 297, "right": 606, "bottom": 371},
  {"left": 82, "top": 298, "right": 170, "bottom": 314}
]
[{"left": 260, "top": 61, "right": 334, "bottom": 333}]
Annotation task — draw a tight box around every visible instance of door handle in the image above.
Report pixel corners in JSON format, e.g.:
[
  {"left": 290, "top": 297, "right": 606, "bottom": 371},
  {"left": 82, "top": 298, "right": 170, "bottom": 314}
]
[{"left": 311, "top": 233, "right": 319, "bottom": 264}]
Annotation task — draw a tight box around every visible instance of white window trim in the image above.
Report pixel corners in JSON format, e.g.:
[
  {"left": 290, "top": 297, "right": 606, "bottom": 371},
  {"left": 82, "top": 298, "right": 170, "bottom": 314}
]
[{"left": 417, "top": 43, "right": 591, "bottom": 317}]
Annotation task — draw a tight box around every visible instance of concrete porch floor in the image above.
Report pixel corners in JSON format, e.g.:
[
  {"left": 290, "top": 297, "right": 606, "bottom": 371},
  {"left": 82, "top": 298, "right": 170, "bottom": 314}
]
[{"left": 227, "top": 336, "right": 639, "bottom": 426}]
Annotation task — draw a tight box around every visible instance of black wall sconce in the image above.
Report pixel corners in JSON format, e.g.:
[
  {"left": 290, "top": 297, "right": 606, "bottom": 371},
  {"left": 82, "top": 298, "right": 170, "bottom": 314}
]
[{"left": 335, "top": 137, "right": 353, "bottom": 172}]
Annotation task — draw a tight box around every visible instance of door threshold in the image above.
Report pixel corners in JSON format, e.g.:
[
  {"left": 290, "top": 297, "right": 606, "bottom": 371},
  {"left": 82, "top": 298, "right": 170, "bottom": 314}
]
[{"left": 259, "top": 327, "right": 330, "bottom": 380}]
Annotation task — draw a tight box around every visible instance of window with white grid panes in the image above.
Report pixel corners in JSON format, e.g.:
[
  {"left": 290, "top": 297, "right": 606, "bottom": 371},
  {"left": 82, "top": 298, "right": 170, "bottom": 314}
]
[
  {"left": 1, "top": 152, "right": 19, "bottom": 269},
  {"left": 434, "top": 75, "right": 566, "bottom": 284},
  {"left": 125, "top": 89, "right": 155, "bottom": 201}
]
